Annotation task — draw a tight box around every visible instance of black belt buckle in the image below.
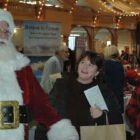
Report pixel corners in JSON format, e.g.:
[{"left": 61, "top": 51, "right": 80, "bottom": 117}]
[{"left": 0, "top": 101, "right": 19, "bottom": 129}]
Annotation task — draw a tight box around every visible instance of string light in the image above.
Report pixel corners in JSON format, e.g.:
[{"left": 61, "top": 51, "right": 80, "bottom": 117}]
[
  {"left": 92, "top": 7, "right": 102, "bottom": 27},
  {"left": 4, "top": 0, "right": 9, "bottom": 10},
  {"left": 69, "top": 0, "right": 77, "bottom": 14},
  {"left": 116, "top": 16, "right": 122, "bottom": 29},
  {"left": 99, "top": 0, "right": 140, "bottom": 16},
  {"left": 19, "top": 0, "right": 37, "bottom": 5},
  {"left": 93, "top": 15, "right": 98, "bottom": 27},
  {"left": 37, "top": 0, "right": 45, "bottom": 20}
]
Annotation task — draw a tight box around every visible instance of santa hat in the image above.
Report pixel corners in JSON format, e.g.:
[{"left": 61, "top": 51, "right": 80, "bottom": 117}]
[{"left": 0, "top": 9, "right": 15, "bottom": 36}]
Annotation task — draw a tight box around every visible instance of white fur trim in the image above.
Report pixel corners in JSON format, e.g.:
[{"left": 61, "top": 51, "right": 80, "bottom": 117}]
[
  {"left": 0, "top": 125, "right": 24, "bottom": 140},
  {"left": 0, "top": 52, "right": 30, "bottom": 139},
  {"left": 47, "top": 119, "right": 79, "bottom": 140},
  {"left": 0, "top": 9, "right": 15, "bottom": 36},
  {"left": 15, "top": 52, "right": 30, "bottom": 70},
  {"left": 0, "top": 52, "right": 30, "bottom": 71}
]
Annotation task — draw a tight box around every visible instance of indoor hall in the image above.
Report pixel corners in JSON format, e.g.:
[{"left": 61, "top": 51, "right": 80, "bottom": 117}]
[{"left": 0, "top": 0, "right": 140, "bottom": 140}]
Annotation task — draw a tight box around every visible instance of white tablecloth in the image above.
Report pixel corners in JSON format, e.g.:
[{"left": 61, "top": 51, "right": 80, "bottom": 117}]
[{"left": 123, "top": 95, "right": 134, "bottom": 135}]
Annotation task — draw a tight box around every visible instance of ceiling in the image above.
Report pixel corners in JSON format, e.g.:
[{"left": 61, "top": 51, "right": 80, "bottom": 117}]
[
  {"left": 2, "top": 0, "right": 140, "bottom": 16},
  {"left": 0, "top": 0, "right": 140, "bottom": 29},
  {"left": 77, "top": 0, "right": 140, "bottom": 16},
  {"left": 68, "top": 0, "right": 140, "bottom": 29}
]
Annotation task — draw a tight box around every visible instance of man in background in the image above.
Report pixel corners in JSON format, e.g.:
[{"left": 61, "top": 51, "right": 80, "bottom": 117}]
[{"left": 41, "top": 43, "right": 69, "bottom": 93}]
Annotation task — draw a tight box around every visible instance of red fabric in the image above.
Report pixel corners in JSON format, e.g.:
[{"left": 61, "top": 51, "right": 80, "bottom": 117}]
[
  {"left": 126, "top": 87, "right": 140, "bottom": 140},
  {"left": 16, "top": 65, "right": 61, "bottom": 140},
  {"left": 126, "top": 69, "right": 138, "bottom": 79},
  {"left": 122, "top": 60, "right": 129, "bottom": 65}
]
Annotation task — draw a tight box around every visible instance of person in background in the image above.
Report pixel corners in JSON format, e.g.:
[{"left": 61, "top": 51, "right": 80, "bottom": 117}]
[
  {"left": 129, "top": 50, "right": 137, "bottom": 69},
  {"left": 124, "top": 58, "right": 140, "bottom": 96},
  {"left": 121, "top": 47, "right": 130, "bottom": 62},
  {"left": 120, "top": 50, "right": 125, "bottom": 59},
  {"left": 104, "top": 45, "right": 125, "bottom": 113},
  {"left": 64, "top": 48, "right": 76, "bottom": 72},
  {"left": 0, "top": 9, "right": 79, "bottom": 140},
  {"left": 41, "top": 42, "right": 69, "bottom": 94},
  {"left": 135, "top": 58, "right": 140, "bottom": 74},
  {"left": 125, "top": 72, "right": 140, "bottom": 140},
  {"left": 49, "top": 51, "right": 123, "bottom": 136}
]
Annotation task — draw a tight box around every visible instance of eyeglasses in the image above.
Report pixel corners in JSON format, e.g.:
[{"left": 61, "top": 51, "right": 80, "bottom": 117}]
[{"left": 0, "top": 28, "right": 10, "bottom": 35}]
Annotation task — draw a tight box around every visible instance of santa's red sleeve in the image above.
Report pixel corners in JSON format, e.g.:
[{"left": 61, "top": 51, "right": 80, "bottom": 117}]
[
  {"left": 16, "top": 65, "right": 79, "bottom": 140},
  {"left": 16, "top": 65, "right": 61, "bottom": 126}
]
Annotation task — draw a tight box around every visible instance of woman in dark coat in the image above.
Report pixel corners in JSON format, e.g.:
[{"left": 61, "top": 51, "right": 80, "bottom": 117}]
[
  {"left": 49, "top": 51, "right": 123, "bottom": 135},
  {"left": 104, "top": 45, "right": 125, "bottom": 113}
]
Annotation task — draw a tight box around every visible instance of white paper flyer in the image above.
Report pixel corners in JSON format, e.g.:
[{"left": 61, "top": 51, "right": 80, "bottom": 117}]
[{"left": 84, "top": 85, "right": 109, "bottom": 111}]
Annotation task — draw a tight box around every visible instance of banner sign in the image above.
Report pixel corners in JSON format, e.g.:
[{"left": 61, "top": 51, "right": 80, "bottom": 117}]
[{"left": 23, "top": 20, "right": 61, "bottom": 56}]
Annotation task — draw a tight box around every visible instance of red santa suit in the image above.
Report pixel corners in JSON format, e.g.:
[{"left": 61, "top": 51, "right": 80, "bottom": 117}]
[
  {"left": 0, "top": 52, "right": 79, "bottom": 140},
  {"left": 0, "top": 52, "right": 59, "bottom": 139}
]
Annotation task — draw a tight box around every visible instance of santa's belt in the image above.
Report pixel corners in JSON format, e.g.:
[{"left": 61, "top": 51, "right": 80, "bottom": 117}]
[{"left": 0, "top": 101, "right": 33, "bottom": 129}]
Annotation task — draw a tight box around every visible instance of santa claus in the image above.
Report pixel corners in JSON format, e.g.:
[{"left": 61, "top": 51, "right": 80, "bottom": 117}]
[{"left": 0, "top": 9, "right": 79, "bottom": 140}]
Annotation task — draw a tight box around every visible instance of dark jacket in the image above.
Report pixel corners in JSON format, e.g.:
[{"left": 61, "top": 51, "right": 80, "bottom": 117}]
[
  {"left": 104, "top": 59, "right": 125, "bottom": 113},
  {"left": 49, "top": 73, "right": 123, "bottom": 134}
]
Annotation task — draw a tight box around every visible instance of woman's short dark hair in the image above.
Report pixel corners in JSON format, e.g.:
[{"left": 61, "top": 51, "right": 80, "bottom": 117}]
[{"left": 76, "top": 51, "right": 104, "bottom": 71}]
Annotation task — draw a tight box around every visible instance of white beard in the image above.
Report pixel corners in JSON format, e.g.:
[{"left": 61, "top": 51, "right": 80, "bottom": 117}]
[
  {"left": 0, "top": 40, "right": 30, "bottom": 140},
  {"left": 0, "top": 39, "right": 17, "bottom": 62}
]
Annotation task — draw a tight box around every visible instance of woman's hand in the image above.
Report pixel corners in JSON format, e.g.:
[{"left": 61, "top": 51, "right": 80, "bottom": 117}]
[{"left": 90, "top": 106, "right": 103, "bottom": 119}]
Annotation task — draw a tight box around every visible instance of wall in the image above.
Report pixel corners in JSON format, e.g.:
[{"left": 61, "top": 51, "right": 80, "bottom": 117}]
[
  {"left": 9, "top": 4, "right": 136, "bottom": 55},
  {"left": 117, "top": 30, "right": 132, "bottom": 53}
]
